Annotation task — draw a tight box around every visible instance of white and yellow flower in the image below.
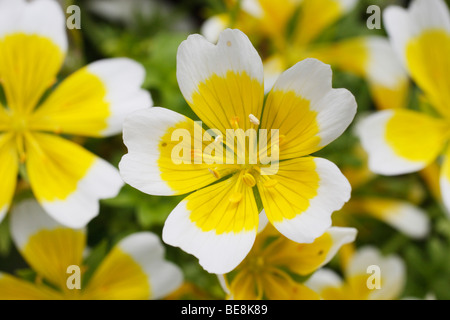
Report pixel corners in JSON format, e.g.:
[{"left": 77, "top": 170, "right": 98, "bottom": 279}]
[
  {"left": 0, "top": 199, "right": 183, "bottom": 300},
  {"left": 356, "top": 0, "right": 450, "bottom": 214},
  {"left": 336, "top": 149, "right": 430, "bottom": 240},
  {"left": 305, "top": 36, "right": 409, "bottom": 110},
  {"left": 201, "top": 0, "right": 409, "bottom": 109},
  {"left": 219, "top": 220, "right": 357, "bottom": 300},
  {"left": 305, "top": 246, "right": 406, "bottom": 300},
  {"left": 120, "top": 29, "right": 357, "bottom": 274},
  {"left": 0, "top": 0, "right": 152, "bottom": 227}
]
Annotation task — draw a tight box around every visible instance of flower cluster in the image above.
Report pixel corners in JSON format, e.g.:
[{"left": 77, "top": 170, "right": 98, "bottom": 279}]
[{"left": 0, "top": 0, "right": 449, "bottom": 301}]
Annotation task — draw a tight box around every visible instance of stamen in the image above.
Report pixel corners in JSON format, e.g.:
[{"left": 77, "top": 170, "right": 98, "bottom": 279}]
[
  {"left": 54, "top": 125, "right": 62, "bottom": 135},
  {"left": 231, "top": 116, "right": 240, "bottom": 130},
  {"left": 215, "top": 135, "right": 223, "bottom": 144},
  {"left": 208, "top": 168, "right": 221, "bottom": 179},
  {"left": 263, "top": 178, "right": 278, "bottom": 188},
  {"left": 278, "top": 134, "right": 286, "bottom": 146},
  {"left": 15, "top": 135, "right": 26, "bottom": 163},
  {"left": 248, "top": 114, "right": 260, "bottom": 126},
  {"left": 243, "top": 172, "right": 256, "bottom": 187},
  {"left": 229, "top": 192, "right": 243, "bottom": 204},
  {"left": 191, "top": 149, "right": 203, "bottom": 162}
]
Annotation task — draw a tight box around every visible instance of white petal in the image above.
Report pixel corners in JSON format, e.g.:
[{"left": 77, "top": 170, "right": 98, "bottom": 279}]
[
  {"left": 200, "top": 14, "right": 229, "bottom": 44},
  {"left": 177, "top": 28, "right": 263, "bottom": 106},
  {"left": 384, "top": 0, "right": 450, "bottom": 67},
  {"left": 86, "top": 58, "right": 153, "bottom": 137},
  {"left": 365, "top": 36, "right": 408, "bottom": 88},
  {"left": 355, "top": 110, "right": 428, "bottom": 175},
  {"left": 320, "top": 227, "right": 357, "bottom": 267},
  {"left": 304, "top": 268, "right": 343, "bottom": 294},
  {"left": 10, "top": 199, "right": 85, "bottom": 250},
  {"left": 347, "top": 246, "right": 406, "bottom": 300},
  {"left": 270, "top": 58, "right": 357, "bottom": 149},
  {"left": 439, "top": 154, "right": 450, "bottom": 217},
  {"left": 119, "top": 107, "right": 188, "bottom": 196},
  {"left": 162, "top": 200, "right": 256, "bottom": 274},
  {"left": 272, "top": 158, "right": 351, "bottom": 244},
  {"left": 0, "top": 0, "right": 67, "bottom": 52},
  {"left": 381, "top": 201, "right": 430, "bottom": 239},
  {"left": 42, "top": 158, "right": 124, "bottom": 229},
  {"left": 117, "top": 232, "right": 183, "bottom": 300}
]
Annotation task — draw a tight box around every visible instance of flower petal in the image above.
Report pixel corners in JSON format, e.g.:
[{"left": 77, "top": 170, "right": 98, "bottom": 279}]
[
  {"left": 0, "top": 0, "right": 67, "bottom": 113},
  {"left": 0, "top": 133, "right": 18, "bottom": 223},
  {"left": 384, "top": 0, "right": 450, "bottom": 117},
  {"left": 346, "top": 246, "right": 406, "bottom": 300},
  {"left": 162, "top": 174, "right": 259, "bottom": 274},
  {"left": 9, "top": 199, "right": 86, "bottom": 291},
  {"left": 200, "top": 14, "right": 230, "bottom": 44},
  {"left": 177, "top": 28, "right": 264, "bottom": 133},
  {"left": 364, "top": 37, "right": 410, "bottom": 110},
  {"left": 384, "top": 0, "right": 450, "bottom": 67},
  {"left": 0, "top": 0, "right": 67, "bottom": 51},
  {"left": 439, "top": 152, "right": 450, "bottom": 216},
  {"left": 348, "top": 198, "right": 430, "bottom": 239},
  {"left": 25, "top": 133, "right": 124, "bottom": 228},
  {"left": 120, "top": 107, "right": 233, "bottom": 196},
  {"left": 257, "top": 157, "right": 351, "bottom": 244},
  {"left": 261, "top": 58, "right": 357, "bottom": 159},
  {"left": 307, "top": 36, "right": 409, "bottom": 110},
  {"left": 262, "top": 272, "right": 320, "bottom": 300},
  {"left": 356, "top": 109, "right": 447, "bottom": 175},
  {"left": 31, "top": 58, "right": 152, "bottom": 137},
  {"left": 294, "top": 0, "right": 357, "bottom": 45},
  {"left": 304, "top": 268, "right": 344, "bottom": 298},
  {"left": 265, "top": 226, "right": 357, "bottom": 276},
  {"left": 84, "top": 232, "right": 183, "bottom": 300},
  {"left": 0, "top": 272, "right": 63, "bottom": 300}
]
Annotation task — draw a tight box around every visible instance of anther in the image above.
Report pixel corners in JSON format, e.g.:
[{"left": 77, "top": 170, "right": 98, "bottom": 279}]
[
  {"left": 208, "top": 168, "right": 221, "bottom": 179},
  {"left": 231, "top": 116, "right": 240, "bottom": 130},
  {"left": 243, "top": 172, "right": 256, "bottom": 187},
  {"left": 229, "top": 192, "right": 243, "bottom": 204},
  {"left": 191, "top": 149, "right": 203, "bottom": 161},
  {"left": 263, "top": 179, "right": 278, "bottom": 188},
  {"left": 215, "top": 135, "right": 223, "bottom": 144},
  {"left": 248, "top": 114, "right": 260, "bottom": 126}
]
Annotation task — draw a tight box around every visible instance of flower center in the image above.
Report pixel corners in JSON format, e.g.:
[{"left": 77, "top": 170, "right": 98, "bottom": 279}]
[
  {"left": 8, "top": 111, "right": 31, "bottom": 163},
  {"left": 12, "top": 117, "right": 28, "bottom": 134}
]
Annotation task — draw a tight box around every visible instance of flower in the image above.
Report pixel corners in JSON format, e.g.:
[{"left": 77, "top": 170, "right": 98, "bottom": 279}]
[
  {"left": 0, "top": 0, "right": 152, "bottom": 227},
  {"left": 356, "top": 0, "right": 450, "bottom": 215},
  {"left": 120, "top": 28, "right": 357, "bottom": 273},
  {"left": 201, "top": 0, "right": 409, "bottom": 110},
  {"left": 0, "top": 199, "right": 183, "bottom": 300},
  {"left": 334, "top": 147, "right": 430, "bottom": 240},
  {"left": 305, "top": 246, "right": 406, "bottom": 300},
  {"left": 219, "top": 217, "right": 357, "bottom": 300}
]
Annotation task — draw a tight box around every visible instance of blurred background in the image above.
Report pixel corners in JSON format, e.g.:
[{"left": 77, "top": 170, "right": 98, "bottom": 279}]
[{"left": 1, "top": 0, "right": 450, "bottom": 300}]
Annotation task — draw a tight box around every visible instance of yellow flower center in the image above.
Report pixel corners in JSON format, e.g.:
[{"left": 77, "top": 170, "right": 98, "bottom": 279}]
[
  {"left": 202, "top": 113, "right": 283, "bottom": 204},
  {"left": 7, "top": 110, "right": 32, "bottom": 163},
  {"left": 11, "top": 115, "right": 28, "bottom": 134}
]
